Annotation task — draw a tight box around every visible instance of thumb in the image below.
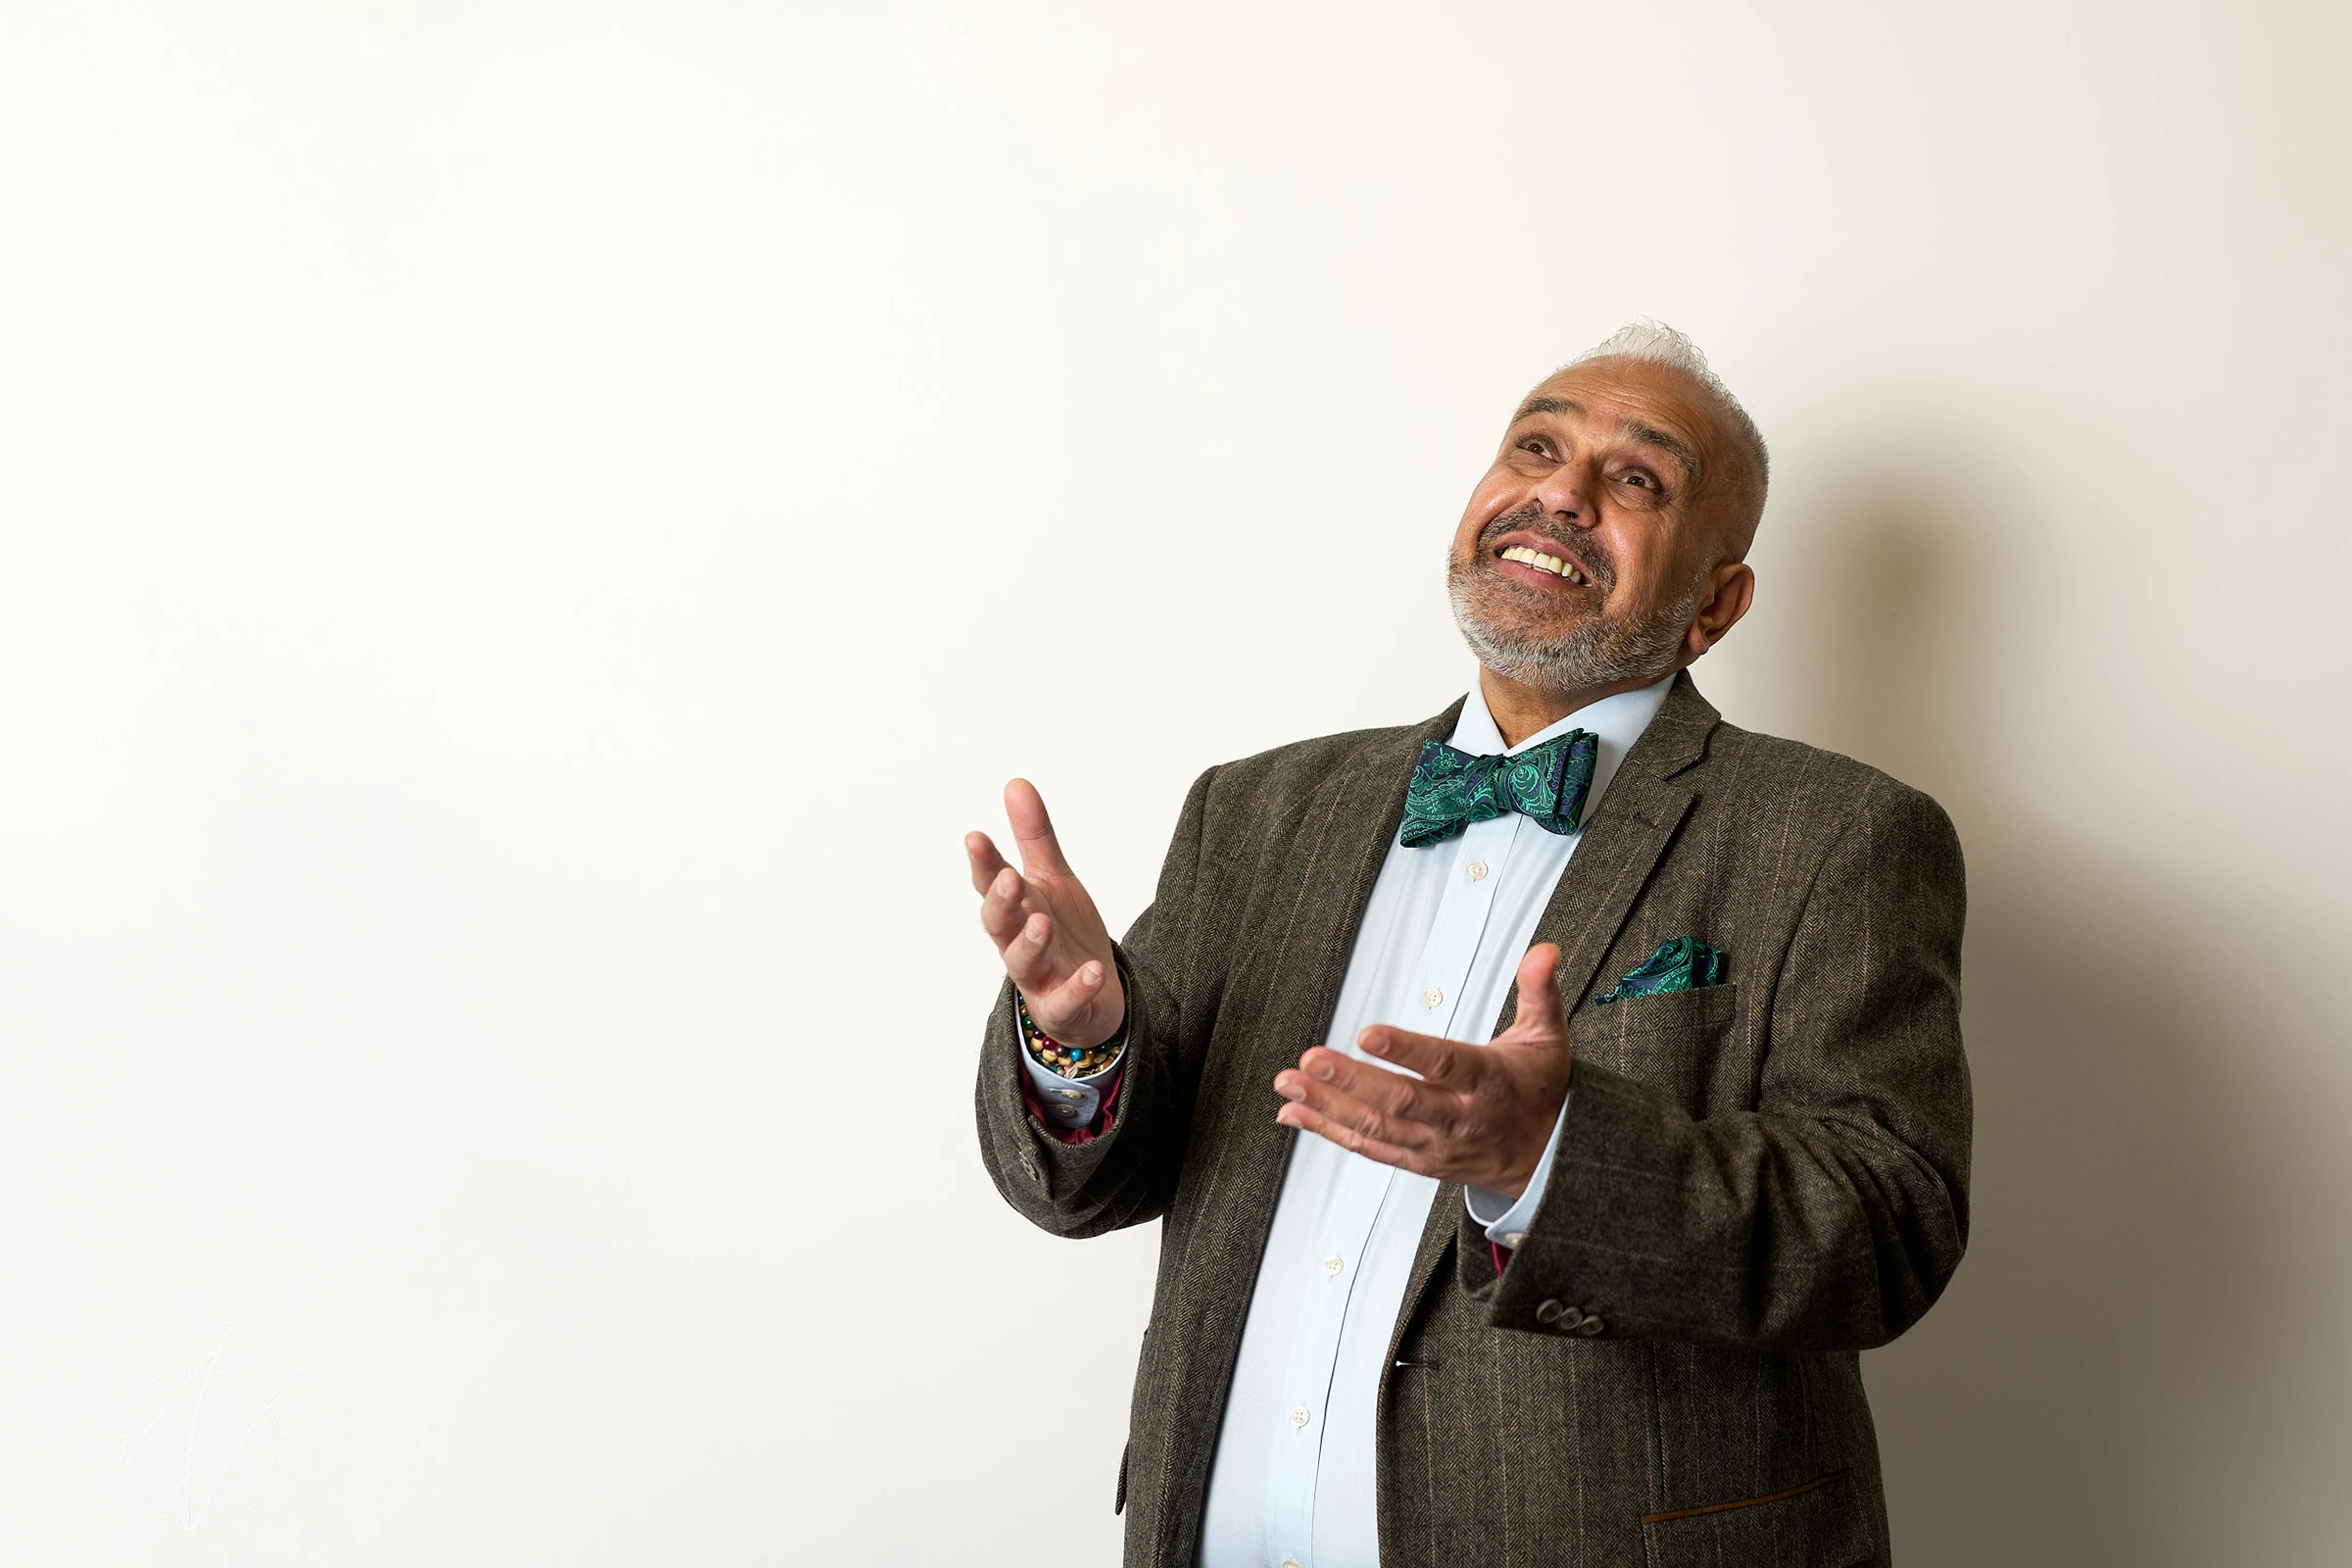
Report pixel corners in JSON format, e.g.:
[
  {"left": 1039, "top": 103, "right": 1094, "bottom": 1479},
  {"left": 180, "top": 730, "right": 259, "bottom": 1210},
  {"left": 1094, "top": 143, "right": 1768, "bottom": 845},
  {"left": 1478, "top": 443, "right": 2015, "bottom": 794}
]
[
  {"left": 1510, "top": 942, "right": 1566, "bottom": 1041},
  {"left": 1004, "top": 777, "right": 1074, "bottom": 877}
]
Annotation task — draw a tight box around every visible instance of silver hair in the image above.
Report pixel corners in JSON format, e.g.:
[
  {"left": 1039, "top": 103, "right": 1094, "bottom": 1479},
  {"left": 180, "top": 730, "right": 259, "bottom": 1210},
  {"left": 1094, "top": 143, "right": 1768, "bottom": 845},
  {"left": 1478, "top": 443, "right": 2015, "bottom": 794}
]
[{"left": 1568, "top": 319, "right": 1769, "bottom": 504}]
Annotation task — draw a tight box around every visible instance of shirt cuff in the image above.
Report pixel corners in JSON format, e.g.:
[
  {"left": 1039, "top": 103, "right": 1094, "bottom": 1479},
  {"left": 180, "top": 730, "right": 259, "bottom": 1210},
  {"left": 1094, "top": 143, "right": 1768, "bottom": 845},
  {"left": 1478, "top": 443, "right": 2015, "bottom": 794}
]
[
  {"left": 1462, "top": 1089, "right": 1571, "bottom": 1248},
  {"left": 1017, "top": 1043, "right": 1125, "bottom": 1132}
]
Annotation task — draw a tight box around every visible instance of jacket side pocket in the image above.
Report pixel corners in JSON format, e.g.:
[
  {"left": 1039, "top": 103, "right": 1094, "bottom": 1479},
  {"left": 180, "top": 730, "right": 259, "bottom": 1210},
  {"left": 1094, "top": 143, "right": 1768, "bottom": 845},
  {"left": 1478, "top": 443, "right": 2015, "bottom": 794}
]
[{"left": 1641, "top": 1466, "right": 1872, "bottom": 1567}]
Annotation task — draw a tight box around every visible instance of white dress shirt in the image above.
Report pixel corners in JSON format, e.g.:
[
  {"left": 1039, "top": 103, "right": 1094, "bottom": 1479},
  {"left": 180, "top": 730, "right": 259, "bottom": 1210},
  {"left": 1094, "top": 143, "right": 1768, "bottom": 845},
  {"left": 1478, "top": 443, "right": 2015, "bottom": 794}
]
[{"left": 1022, "top": 673, "right": 1674, "bottom": 1567}]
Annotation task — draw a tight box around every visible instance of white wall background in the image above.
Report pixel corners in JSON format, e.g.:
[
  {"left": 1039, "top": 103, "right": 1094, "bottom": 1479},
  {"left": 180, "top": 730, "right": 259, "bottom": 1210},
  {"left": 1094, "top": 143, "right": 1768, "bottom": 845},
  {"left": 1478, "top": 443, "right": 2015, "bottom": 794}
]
[{"left": 2, "top": 1, "right": 2345, "bottom": 1562}]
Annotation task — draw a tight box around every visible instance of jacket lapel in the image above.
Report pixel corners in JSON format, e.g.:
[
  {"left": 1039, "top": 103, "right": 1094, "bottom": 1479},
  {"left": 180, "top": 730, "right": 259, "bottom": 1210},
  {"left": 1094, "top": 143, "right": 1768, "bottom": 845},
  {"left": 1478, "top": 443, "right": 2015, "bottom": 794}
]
[
  {"left": 1387, "top": 672, "right": 1721, "bottom": 1356},
  {"left": 1520, "top": 671, "right": 1717, "bottom": 1009},
  {"left": 1154, "top": 700, "right": 1467, "bottom": 1564},
  {"left": 1187, "top": 701, "right": 1461, "bottom": 1249},
  {"left": 1277, "top": 702, "right": 1468, "bottom": 1068}
]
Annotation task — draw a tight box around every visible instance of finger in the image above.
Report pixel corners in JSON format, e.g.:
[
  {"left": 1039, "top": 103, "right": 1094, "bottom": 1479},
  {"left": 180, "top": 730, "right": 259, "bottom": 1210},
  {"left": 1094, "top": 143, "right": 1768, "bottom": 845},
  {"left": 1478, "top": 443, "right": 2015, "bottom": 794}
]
[
  {"left": 1004, "top": 778, "right": 1074, "bottom": 877},
  {"left": 1356, "top": 1024, "right": 1482, "bottom": 1089},
  {"left": 1034, "top": 957, "right": 1115, "bottom": 1038},
  {"left": 1272, "top": 1073, "right": 1442, "bottom": 1153},
  {"left": 1508, "top": 942, "right": 1566, "bottom": 1038},
  {"left": 966, "top": 832, "right": 1012, "bottom": 895},
  {"left": 1038, "top": 956, "right": 1107, "bottom": 1009},
  {"left": 978, "top": 865, "right": 1034, "bottom": 947},
  {"left": 1288, "top": 1047, "right": 1452, "bottom": 1123},
  {"left": 1275, "top": 1100, "right": 1443, "bottom": 1178},
  {"left": 1000, "top": 909, "right": 1058, "bottom": 990}
]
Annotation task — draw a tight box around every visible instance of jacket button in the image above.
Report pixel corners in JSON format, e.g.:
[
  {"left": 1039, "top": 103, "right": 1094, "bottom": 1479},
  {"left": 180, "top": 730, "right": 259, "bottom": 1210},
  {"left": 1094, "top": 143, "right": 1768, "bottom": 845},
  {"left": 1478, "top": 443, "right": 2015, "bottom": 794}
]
[
  {"left": 1575, "top": 1314, "right": 1605, "bottom": 1336},
  {"left": 1553, "top": 1304, "right": 1585, "bottom": 1332},
  {"left": 1535, "top": 1298, "right": 1567, "bottom": 1324}
]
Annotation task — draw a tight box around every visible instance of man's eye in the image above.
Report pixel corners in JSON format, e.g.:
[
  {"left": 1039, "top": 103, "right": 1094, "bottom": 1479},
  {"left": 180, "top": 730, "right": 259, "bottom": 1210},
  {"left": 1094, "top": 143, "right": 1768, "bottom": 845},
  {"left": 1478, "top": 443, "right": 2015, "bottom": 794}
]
[{"left": 1619, "top": 471, "right": 1654, "bottom": 489}]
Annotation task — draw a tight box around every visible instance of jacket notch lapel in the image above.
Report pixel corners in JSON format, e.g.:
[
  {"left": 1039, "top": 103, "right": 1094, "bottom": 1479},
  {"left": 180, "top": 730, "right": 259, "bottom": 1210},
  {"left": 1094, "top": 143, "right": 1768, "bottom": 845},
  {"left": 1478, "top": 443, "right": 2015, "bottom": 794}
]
[
  {"left": 1527, "top": 771, "right": 1699, "bottom": 1009},
  {"left": 1256, "top": 700, "right": 1469, "bottom": 1086},
  {"left": 1511, "top": 670, "right": 1718, "bottom": 1037}
]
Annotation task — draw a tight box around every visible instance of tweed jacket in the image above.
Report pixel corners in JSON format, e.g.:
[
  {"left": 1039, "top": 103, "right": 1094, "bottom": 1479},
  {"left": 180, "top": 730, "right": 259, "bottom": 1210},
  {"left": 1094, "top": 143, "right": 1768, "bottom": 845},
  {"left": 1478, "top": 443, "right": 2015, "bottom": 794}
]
[{"left": 974, "top": 672, "right": 1971, "bottom": 1567}]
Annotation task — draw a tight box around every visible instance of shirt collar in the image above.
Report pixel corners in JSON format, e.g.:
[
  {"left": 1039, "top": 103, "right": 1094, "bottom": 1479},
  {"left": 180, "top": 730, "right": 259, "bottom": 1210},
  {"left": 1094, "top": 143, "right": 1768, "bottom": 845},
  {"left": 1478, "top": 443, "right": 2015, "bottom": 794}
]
[{"left": 1446, "top": 670, "right": 1678, "bottom": 830}]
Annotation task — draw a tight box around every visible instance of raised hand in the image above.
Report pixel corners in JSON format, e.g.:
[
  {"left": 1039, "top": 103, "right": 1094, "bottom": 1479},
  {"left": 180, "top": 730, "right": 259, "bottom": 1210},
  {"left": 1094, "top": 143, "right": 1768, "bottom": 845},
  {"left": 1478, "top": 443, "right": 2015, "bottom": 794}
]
[
  {"left": 966, "top": 779, "right": 1126, "bottom": 1050},
  {"left": 1272, "top": 943, "right": 1572, "bottom": 1199}
]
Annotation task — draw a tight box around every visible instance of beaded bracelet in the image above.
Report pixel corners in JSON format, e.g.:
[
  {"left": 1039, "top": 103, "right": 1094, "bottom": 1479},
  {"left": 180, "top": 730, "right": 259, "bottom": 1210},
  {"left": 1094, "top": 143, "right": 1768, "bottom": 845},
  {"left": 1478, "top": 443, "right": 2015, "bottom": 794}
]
[{"left": 1016, "top": 989, "right": 1125, "bottom": 1078}]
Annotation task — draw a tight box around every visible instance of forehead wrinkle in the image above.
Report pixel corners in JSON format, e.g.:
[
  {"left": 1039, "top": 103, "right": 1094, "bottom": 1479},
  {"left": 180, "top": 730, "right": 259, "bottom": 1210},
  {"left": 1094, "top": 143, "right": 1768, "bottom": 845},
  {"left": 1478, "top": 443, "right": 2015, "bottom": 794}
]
[{"left": 1511, "top": 394, "right": 1583, "bottom": 423}]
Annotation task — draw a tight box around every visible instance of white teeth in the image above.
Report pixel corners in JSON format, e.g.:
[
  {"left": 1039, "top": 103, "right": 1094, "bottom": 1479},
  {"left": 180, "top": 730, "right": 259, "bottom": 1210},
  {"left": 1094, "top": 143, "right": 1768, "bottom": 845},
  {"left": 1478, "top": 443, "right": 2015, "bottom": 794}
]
[{"left": 1502, "top": 544, "right": 1583, "bottom": 583}]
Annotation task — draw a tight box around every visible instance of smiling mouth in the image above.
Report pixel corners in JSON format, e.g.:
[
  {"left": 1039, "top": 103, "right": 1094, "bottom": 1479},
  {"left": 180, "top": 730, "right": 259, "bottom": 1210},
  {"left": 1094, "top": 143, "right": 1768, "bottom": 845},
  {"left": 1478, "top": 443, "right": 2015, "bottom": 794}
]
[{"left": 1497, "top": 543, "right": 1592, "bottom": 586}]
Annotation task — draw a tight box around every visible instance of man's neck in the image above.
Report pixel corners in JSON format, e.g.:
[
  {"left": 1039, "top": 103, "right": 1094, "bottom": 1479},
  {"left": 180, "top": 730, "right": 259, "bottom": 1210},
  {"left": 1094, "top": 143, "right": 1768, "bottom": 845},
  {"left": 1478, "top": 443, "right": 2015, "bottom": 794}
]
[{"left": 1478, "top": 663, "right": 1680, "bottom": 749}]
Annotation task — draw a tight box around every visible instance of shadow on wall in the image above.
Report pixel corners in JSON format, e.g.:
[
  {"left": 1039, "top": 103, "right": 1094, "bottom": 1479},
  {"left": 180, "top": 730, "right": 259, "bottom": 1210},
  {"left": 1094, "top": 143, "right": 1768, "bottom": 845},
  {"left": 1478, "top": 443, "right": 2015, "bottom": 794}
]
[{"left": 1775, "top": 455, "right": 2302, "bottom": 1566}]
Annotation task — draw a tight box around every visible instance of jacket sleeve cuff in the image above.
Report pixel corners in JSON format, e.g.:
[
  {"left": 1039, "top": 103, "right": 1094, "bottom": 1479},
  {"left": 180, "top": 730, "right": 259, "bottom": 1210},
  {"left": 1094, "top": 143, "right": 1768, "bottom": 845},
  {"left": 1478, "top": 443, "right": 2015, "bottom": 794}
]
[
  {"left": 1471, "top": 1058, "right": 1678, "bottom": 1339},
  {"left": 978, "top": 947, "right": 1148, "bottom": 1200}
]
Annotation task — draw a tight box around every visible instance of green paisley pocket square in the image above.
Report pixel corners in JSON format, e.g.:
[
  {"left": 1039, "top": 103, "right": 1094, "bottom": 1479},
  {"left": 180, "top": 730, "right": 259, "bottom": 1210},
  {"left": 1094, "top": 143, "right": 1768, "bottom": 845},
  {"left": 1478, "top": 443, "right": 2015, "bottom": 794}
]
[{"left": 1592, "top": 936, "right": 1727, "bottom": 1004}]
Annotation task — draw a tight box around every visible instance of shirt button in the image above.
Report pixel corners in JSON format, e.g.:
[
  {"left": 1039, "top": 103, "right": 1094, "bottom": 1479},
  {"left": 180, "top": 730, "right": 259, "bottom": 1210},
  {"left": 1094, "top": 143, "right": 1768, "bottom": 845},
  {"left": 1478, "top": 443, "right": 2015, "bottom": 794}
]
[
  {"left": 1323, "top": 1254, "right": 1345, "bottom": 1277},
  {"left": 1467, "top": 859, "right": 1489, "bottom": 880},
  {"left": 1422, "top": 988, "right": 1443, "bottom": 1008},
  {"left": 1054, "top": 1105, "right": 1079, "bottom": 1118},
  {"left": 1284, "top": 1560, "right": 1302, "bottom": 1568},
  {"left": 1501, "top": 1231, "right": 1526, "bottom": 1248},
  {"left": 1290, "top": 1404, "right": 1311, "bottom": 1428},
  {"left": 1056, "top": 1088, "right": 1082, "bottom": 1100}
]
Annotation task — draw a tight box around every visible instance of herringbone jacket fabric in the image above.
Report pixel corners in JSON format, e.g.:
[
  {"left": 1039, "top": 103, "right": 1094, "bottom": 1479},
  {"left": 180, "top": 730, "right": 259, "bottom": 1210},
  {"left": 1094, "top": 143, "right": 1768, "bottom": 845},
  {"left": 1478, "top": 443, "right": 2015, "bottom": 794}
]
[{"left": 975, "top": 673, "right": 1971, "bottom": 1567}]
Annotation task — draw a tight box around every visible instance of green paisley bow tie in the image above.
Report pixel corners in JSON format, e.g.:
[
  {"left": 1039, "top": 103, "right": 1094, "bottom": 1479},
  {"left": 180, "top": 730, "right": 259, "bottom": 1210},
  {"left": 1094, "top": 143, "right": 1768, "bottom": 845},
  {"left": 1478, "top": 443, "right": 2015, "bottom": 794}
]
[{"left": 1399, "top": 728, "right": 1600, "bottom": 849}]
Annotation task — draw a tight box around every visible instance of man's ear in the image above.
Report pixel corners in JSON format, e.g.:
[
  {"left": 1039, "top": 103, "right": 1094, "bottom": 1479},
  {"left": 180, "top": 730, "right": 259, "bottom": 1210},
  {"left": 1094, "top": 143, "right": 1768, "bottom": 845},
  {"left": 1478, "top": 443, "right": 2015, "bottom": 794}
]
[{"left": 1684, "top": 562, "right": 1756, "bottom": 659}]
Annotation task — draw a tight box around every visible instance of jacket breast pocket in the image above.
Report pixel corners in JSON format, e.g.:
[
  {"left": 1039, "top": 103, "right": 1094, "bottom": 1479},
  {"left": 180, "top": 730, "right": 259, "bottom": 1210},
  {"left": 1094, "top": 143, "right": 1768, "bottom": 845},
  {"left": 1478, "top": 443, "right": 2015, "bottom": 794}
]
[
  {"left": 1568, "top": 982, "right": 1739, "bottom": 1118},
  {"left": 1642, "top": 1466, "right": 1873, "bottom": 1567}
]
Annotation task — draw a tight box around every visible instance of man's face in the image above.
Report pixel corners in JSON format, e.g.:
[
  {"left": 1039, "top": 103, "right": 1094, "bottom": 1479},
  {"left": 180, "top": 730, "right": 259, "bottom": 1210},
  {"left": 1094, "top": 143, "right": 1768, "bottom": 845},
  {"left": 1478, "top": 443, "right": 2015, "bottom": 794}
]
[{"left": 1447, "top": 358, "right": 1748, "bottom": 692}]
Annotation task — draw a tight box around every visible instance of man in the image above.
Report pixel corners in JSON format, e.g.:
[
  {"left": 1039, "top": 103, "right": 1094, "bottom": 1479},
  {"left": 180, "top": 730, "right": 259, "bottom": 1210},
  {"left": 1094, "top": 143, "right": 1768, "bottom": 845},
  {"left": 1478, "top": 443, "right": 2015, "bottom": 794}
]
[{"left": 965, "top": 322, "right": 1970, "bottom": 1567}]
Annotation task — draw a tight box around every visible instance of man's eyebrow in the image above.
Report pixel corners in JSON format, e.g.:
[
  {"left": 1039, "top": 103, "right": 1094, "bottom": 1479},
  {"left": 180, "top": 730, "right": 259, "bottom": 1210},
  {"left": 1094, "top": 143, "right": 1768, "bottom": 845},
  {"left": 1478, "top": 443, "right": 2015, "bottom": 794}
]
[
  {"left": 1513, "top": 396, "right": 1702, "bottom": 479},
  {"left": 1622, "top": 421, "right": 1701, "bottom": 477}
]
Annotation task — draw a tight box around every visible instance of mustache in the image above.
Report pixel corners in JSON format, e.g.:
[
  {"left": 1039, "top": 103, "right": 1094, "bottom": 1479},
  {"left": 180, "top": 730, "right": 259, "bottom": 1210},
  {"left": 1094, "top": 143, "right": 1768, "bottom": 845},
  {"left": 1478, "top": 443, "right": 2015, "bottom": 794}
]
[{"left": 1477, "top": 503, "right": 1614, "bottom": 589}]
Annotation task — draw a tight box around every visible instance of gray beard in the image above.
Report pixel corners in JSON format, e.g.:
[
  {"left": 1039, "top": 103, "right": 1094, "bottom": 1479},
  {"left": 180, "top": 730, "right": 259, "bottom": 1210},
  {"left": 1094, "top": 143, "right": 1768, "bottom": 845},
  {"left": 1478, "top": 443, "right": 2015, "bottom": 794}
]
[{"left": 1447, "top": 559, "right": 1706, "bottom": 693}]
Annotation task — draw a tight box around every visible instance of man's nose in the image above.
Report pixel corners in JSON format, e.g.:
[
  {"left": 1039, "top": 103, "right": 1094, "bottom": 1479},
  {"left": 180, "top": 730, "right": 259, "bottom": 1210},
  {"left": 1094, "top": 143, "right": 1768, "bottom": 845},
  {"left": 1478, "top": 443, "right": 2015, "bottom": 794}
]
[{"left": 1529, "top": 463, "right": 1598, "bottom": 527}]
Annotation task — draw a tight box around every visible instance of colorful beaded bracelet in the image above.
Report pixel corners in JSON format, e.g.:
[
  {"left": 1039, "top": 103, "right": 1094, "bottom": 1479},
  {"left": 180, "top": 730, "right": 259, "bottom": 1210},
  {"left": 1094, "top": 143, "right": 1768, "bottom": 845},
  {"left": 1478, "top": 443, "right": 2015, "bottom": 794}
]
[{"left": 1016, "top": 989, "right": 1124, "bottom": 1078}]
